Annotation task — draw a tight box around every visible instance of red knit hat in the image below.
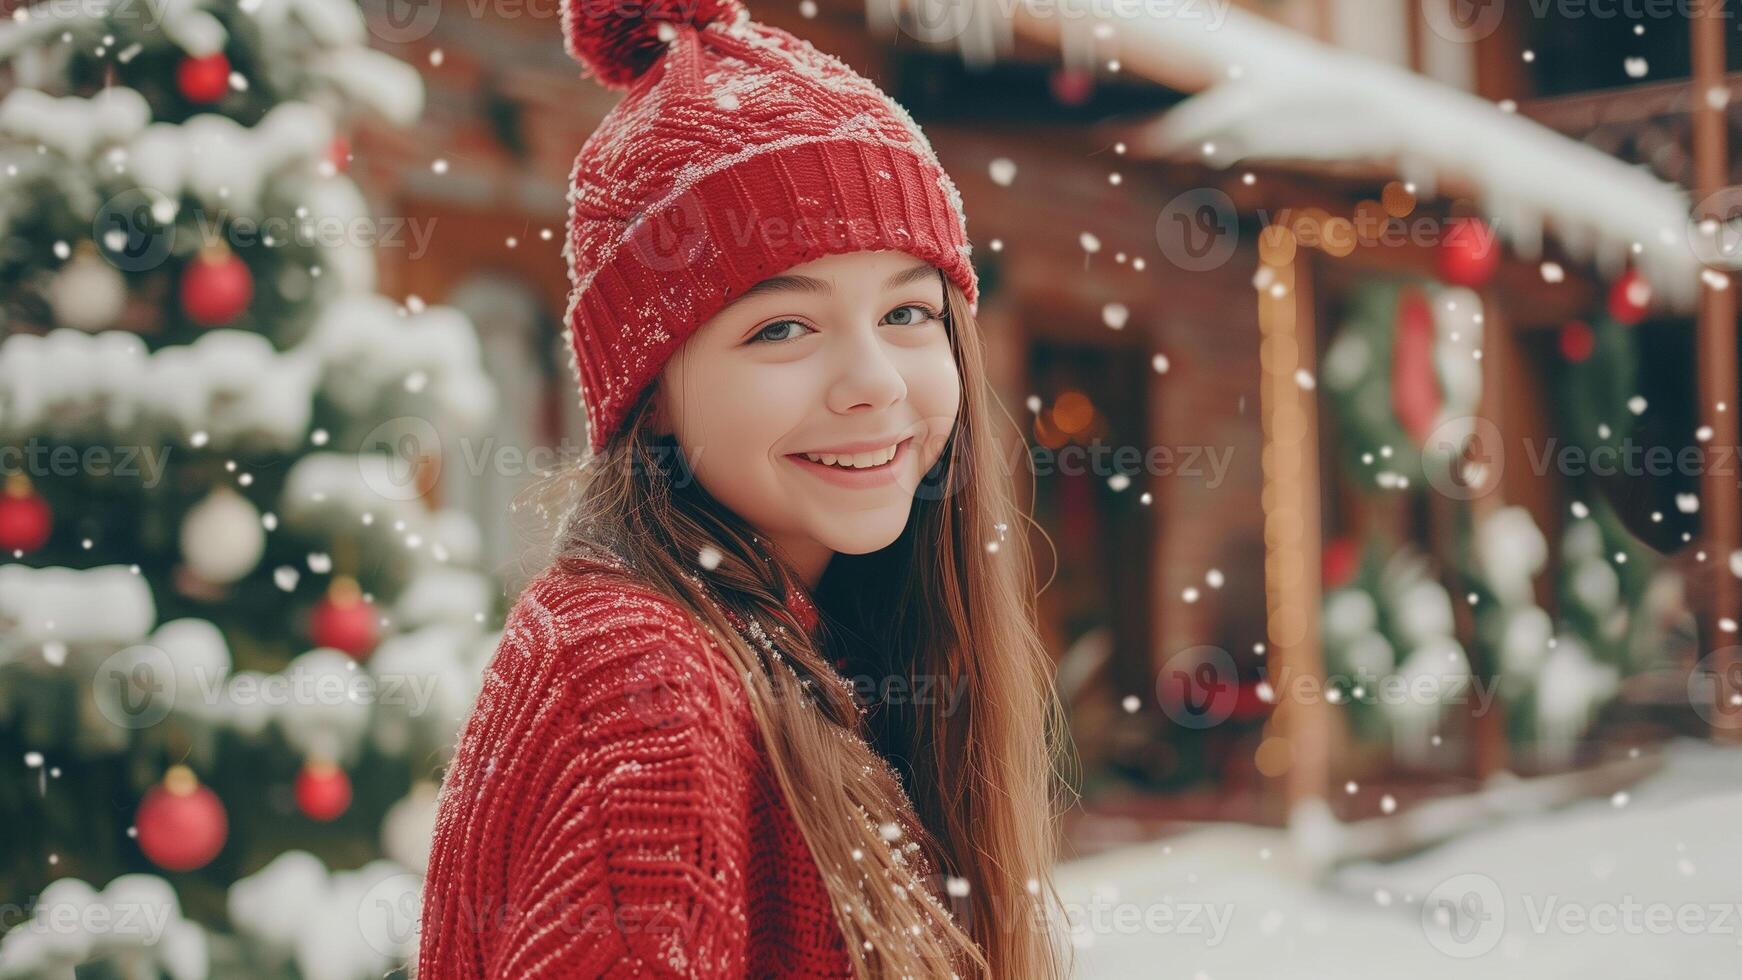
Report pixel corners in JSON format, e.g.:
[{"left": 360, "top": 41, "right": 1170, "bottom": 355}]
[{"left": 560, "top": 0, "right": 980, "bottom": 455}]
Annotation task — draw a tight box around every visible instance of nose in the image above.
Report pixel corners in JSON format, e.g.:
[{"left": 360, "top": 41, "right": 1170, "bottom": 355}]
[{"left": 825, "top": 322, "right": 907, "bottom": 414}]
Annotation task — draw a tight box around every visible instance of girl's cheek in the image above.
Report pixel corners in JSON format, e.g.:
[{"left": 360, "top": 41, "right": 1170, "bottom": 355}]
[{"left": 908, "top": 354, "right": 961, "bottom": 470}]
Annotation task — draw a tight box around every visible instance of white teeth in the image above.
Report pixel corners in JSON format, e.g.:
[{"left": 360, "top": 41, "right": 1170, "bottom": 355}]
[{"left": 802, "top": 441, "right": 899, "bottom": 469}]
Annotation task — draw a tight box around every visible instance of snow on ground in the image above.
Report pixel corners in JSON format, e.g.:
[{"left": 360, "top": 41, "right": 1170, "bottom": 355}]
[{"left": 1053, "top": 740, "right": 1742, "bottom": 979}]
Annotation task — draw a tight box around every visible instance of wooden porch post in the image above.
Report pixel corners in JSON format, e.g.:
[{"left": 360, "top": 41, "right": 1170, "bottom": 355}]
[
  {"left": 1258, "top": 238, "right": 1331, "bottom": 807},
  {"left": 1692, "top": 0, "right": 1742, "bottom": 739}
]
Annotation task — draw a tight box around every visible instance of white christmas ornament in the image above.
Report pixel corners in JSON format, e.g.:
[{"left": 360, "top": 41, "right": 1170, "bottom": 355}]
[
  {"left": 181, "top": 487, "right": 265, "bottom": 585},
  {"left": 47, "top": 248, "right": 127, "bottom": 331}
]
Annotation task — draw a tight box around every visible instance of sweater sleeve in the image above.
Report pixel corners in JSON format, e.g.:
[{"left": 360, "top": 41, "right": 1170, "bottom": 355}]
[{"left": 485, "top": 586, "right": 755, "bottom": 979}]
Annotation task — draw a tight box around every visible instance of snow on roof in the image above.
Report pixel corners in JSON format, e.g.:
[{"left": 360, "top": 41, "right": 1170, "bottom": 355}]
[{"left": 909, "top": 0, "right": 1704, "bottom": 310}]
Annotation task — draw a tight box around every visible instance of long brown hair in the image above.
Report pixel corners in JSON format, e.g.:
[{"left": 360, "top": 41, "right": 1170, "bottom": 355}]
[{"left": 521, "top": 272, "right": 1077, "bottom": 978}]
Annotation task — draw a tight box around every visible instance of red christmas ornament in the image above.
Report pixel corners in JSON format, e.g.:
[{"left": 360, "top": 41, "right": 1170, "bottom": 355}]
[
  {"left": 1322, "top": 536, "right": 1360, "bottom": 590},
  {"left": 180, "top": 245, "right": 253, "bottom": 326},
  {"left": 327, "top": 134, "right": 352, "bottom": 174},
  {"left": 176, "top": 52, "right": 231, "bottom": 104},
  {"left": 1048, "top": 67, "right": 1094, "bottom": 106},
  {"left": 0, "top": 474, "right": 51, "bottom": 554},
  {"left": 1559, "top": 320, "right": 1596, "bottom": 363},
  {"left": 1231, "top": 679, "right": 1273, "bottom": 722},
  {"left": 1608, "top": 270, "right": 1652, "bottom": 326},
  {"left": 1391, "top": 286, "right": 1443, "bottom": 446},
  {"left": 1436, "top": 217, "right": 1500, "bottom": 287},
  {"left": 309, "top": 576, "right": 379, "bottom": 659},
  {"left": 295, "top": 758, "right": 352, "bottom": 821},
  {"left": 136, "top": 765, "right": 228, "bottom": 871}
]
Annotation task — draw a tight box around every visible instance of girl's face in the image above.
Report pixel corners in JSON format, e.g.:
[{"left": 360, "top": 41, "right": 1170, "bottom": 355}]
[{"left": 655, "top": 250, "right": 961, "bottom": 584}]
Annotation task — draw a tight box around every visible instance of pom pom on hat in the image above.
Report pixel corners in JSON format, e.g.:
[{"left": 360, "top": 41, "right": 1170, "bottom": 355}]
[{"left": 562, "top": 0, "right": 748, "bottom": 89}]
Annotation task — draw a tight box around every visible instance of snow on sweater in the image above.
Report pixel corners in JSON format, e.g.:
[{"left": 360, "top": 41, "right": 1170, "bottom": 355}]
[{"left": 418, "top": 553, "right": 901, "bottom": 978}]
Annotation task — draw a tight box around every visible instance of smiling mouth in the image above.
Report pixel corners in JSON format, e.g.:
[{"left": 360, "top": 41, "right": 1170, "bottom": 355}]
[
  {"left": 785, "top": 436, "right": 915, "bottom": 476},
  {"left": 788, "top": 436, "right": 913, "bottom": 470}
]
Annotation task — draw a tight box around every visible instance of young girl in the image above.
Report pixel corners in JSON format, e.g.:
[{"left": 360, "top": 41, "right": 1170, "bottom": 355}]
[{"left": 418, "top": 1, "right": 1072, "bottom": 976}]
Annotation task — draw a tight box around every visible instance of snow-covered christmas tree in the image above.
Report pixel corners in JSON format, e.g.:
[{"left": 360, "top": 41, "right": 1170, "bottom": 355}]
[{"left": 0, "top": 1, "right": 502, "bottom": 976}]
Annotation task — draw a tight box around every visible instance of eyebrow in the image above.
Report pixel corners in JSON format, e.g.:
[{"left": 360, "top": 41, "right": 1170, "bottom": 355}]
[{"left": 731, "top": 261, "right": 941, "bottom": 304}]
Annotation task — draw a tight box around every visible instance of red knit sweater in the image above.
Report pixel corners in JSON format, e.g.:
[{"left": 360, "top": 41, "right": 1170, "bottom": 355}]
[{"left": 417, "top": 555, "right": 862, "bottom": 978}]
